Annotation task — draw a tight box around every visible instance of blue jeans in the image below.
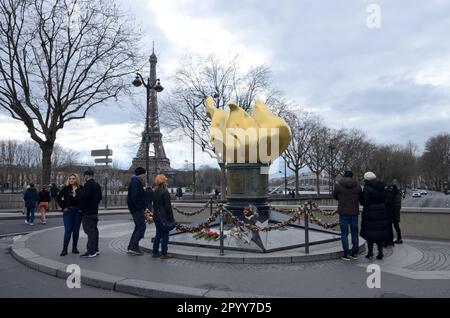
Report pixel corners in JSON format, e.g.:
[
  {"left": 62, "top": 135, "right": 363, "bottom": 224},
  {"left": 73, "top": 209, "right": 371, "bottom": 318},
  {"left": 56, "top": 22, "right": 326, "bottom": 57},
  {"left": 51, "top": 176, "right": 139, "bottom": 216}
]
[
  {"left": 128, "top": 210, "right": 146, "bottom": 251},
  {"left": 153, "top": 220, "right": 170, "bottom": 255},
  {"left": 63, "top": 208, "right": 82, "bottom": 250},
  {"left": 26, "top": 206, "right": 35, "bottom": 223},
  {"left": 339, "top": 215, "right": 359, "bottom": 256}
]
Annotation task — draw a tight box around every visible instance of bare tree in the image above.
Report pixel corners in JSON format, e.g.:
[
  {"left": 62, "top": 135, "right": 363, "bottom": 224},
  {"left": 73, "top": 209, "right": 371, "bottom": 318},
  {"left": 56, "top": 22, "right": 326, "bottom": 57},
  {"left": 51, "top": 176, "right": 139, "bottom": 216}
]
[
  {"left": 306, "top": 125, "right": 330, "bottom": 197},
  {"left": 282, "top": 110, "right": 320, "bottom": 197},
  {"left": 0, "top": 0, "right": 141, "bottom": 184},
  {"left": 419, "top": 133, "right": 450, "bottom": 191},
  {"left": 164, "top": 54, "right": 283, "bottom": 198}
]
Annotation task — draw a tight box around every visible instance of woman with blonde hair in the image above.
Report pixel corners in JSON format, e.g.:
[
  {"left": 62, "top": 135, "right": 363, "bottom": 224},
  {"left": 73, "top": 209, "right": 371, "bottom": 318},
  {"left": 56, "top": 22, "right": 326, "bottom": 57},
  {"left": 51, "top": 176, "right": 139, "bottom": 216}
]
[
  {"left": 152, "top": 174, "right": 176, "bottom": 259},
  {"left": 57, "top": 174, "right": 83, "bottom": 256}
]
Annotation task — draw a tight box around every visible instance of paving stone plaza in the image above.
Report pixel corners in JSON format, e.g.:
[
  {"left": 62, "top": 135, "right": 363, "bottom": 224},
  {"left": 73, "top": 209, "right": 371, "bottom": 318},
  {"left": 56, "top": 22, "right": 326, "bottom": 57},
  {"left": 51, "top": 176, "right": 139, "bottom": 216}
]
[{"left": 6, "top": 214, "right": 450, "bottom": 298}]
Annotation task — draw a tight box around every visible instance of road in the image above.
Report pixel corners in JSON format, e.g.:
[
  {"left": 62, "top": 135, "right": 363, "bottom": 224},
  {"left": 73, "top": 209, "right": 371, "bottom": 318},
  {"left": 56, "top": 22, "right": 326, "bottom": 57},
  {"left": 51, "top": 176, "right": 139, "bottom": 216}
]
[{"left": 402, "top": 190, "right": 450, "bottom": 208}]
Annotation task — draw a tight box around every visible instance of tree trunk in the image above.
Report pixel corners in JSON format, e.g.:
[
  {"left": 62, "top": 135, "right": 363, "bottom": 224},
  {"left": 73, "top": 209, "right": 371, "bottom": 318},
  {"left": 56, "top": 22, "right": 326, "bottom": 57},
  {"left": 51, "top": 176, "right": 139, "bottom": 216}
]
[
  {"left": 316, "top": 173, "right": 321, "bottom": 197},
  {"left": 41, "top": 141, "right": 54, "bottom": 186},
  {"left": 220, "top": 163, "right": 227, "bottom": 199},
  {"left": 295, "top": 169, "right": 299, "bottom": 198}
]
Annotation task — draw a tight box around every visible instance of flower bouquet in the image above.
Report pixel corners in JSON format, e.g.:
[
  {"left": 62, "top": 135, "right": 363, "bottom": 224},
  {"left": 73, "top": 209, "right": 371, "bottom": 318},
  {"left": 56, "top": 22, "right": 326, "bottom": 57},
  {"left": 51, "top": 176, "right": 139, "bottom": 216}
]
[{"left": 192, "top": 230, "right": 222, "bottom": 241}]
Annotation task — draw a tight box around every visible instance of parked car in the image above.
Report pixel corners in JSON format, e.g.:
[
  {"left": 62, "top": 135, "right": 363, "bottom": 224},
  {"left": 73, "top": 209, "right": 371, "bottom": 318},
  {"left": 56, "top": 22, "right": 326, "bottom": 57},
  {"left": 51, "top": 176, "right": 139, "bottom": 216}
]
[
  {"left": 419, "top": 190, "right": 428, "bottom": 195},
  {"left": 412, "top": 192, "right": 421, "bottom": 198}
]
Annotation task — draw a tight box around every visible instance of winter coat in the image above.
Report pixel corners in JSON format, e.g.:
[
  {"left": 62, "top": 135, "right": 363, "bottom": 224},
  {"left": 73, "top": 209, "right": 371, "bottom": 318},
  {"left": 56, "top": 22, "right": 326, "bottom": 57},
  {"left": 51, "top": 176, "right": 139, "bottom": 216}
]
[
  {"left": 78, "top": 179, "right": 102, "bottom": 215},
  {"left": 152, "top": 186, "right": 174, "bottom": 222},
  {"left": 360, "top": 180, "right": 391, "bottom": 242},
  {"left": 127, "top": 176, "right": 146, "bottom": 212},
  {"left": 385, "top": 184, "right": 401, "bottom": 223},
  {"left": 333, "top": 177, "right": 362, "bottom": 216},
  {"left": 57, "top": 185, "right": 82, "bottom": 211},
  {"left": 38, "top": 190, "right": 51, "bottom": 203},
  {"left": 23, "top": 188, "right": 39, "bottom": 208}
]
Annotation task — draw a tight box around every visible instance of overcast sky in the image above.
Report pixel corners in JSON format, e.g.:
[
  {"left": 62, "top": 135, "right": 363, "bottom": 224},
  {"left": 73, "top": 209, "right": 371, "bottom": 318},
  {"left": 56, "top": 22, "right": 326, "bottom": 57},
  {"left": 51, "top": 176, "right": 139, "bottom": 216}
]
[{"left": 1, "top": 0, "right": 450, "bottom": 175}]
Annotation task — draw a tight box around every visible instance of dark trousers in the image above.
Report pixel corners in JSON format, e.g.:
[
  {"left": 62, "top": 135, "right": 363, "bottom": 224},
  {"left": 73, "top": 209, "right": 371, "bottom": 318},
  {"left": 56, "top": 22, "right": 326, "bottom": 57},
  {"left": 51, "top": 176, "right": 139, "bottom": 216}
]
[
  {"left": 26, "top": 206, "right": 36, "bottom": 223},
  {"left": 153, "top": 220, "right": 170, "bottom": 255},
  {"left": 127, "top": 210, "right": 146, "bottom": 251},
  {"left": 63, "top": 208, "right": 82, "bottom": 250},
  {"left": 82, "top": 214, "right": 99, "bottom": 254},
  {"left": 393, "top": 220, "right": 402, "bottom": 240},
  {"left": 367, "top": 241, "right": 383, "bottom": 255},
  {"left": 339, "top": 215, "right": 359, "bottom": 255}
]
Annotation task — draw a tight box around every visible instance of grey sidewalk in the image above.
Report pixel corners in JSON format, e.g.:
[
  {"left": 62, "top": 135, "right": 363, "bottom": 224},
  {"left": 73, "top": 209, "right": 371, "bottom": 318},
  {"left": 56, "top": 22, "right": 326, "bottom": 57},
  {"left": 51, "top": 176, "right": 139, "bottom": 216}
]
[{"left": 7, "top": 219, "right": 450, "bottom": 297}]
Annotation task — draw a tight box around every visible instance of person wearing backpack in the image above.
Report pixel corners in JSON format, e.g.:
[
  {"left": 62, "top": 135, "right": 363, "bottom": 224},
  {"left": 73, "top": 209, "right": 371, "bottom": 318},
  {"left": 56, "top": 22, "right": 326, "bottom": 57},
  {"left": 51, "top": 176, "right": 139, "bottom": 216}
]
[
  {"left": 50, "top": 183, "right": 60, "bottom": 211},
  {"left": 385, "top": 180, "right": 403, "bottom": 246},
  {"left": 24, "top": 183, "right": 39, "bottom": 225},
  {"left": 37, "top": 185, "right": 51, "bottom": 224}
]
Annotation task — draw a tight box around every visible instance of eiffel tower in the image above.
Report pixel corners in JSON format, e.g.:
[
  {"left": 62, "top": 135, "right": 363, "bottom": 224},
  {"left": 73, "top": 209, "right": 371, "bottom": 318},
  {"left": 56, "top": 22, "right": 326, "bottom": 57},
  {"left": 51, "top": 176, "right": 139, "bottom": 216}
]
[{"left": 131, "top": 47, "right": 173, "bottom": 180}]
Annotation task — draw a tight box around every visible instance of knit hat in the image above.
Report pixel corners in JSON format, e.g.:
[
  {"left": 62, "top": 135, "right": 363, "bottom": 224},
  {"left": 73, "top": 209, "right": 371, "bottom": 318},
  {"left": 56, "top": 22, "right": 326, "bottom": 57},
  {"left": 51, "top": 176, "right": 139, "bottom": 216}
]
[
  {"left": 364, "top": 172, "right": 376, "bottom": 181},
  {"left": 134, "top": 167, "right": 146, "bottom": 176},
  {"left": 343, "top": 171, "right": 353, "bottom": 178}
]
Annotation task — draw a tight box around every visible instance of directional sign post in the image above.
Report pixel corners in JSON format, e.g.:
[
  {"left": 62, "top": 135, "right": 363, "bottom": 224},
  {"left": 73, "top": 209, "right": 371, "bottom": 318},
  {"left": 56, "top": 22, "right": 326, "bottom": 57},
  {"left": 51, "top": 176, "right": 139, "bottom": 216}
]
[{"left": 91, "top": 145, "right": 113, "bottom": 209}]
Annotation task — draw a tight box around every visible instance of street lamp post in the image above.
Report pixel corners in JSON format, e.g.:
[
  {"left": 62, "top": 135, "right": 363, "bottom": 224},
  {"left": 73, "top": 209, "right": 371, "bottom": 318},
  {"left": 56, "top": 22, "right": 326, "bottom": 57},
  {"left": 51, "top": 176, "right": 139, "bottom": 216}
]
[
  {"left": 192, "top": 106, "right": 196, "bottom": 200},
  {"left": 132, "top": 73, "right": 163, "bottom": 186}
]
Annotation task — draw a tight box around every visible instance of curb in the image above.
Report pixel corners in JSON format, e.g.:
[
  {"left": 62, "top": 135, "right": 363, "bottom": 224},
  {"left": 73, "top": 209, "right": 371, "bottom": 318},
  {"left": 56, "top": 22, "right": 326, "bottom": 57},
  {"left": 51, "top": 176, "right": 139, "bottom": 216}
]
[
  {"left": 0, "top": 211, "right": 129, "bottom": 221},
  {"left": 10, "top": 228, "right": 272, "bottom": 298},
  {"left": 140, "top": 240, "right": 367, "bottom": 264}
]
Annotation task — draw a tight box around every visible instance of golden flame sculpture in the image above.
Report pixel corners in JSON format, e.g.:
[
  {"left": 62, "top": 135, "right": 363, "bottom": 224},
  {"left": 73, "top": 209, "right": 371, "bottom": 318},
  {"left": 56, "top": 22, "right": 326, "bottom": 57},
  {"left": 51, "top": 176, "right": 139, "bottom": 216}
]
[{"left": 204, "top": 96, "right": 292, "bottom": 164}]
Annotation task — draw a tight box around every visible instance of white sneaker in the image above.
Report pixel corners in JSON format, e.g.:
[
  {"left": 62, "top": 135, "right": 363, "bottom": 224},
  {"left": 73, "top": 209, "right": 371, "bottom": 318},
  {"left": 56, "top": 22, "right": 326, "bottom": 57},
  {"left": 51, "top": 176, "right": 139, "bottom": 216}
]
[
  {"left": 25, "top": 220, "right": 29, "bottom": 225},
  {"left": 29, "top": 223, "right": 34, "bottom": 226}
]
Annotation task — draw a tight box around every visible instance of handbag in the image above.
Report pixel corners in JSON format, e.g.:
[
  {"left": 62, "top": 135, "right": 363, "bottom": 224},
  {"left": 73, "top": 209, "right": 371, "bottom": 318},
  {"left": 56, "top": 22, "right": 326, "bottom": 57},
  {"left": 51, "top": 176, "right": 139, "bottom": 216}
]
[{"left": 159, "top": 206, "right": 176, "bottom": 231}]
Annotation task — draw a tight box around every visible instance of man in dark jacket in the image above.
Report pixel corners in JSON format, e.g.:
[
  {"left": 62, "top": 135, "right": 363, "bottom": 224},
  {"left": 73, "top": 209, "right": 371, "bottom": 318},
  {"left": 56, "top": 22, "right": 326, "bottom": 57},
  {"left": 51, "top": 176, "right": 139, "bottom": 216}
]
[
  {"left": 79, "top": 169, "right": 102, "bottom": 258},
  {"left": 360, "top": 172, "right": 391, "bottom": 260},
  {"left": 126, "top": 167, "right": 147, "bottom": 255},
  {"left": 333, "top": 171, "right": 362, "bottom": 261},
  {"left": 24, "top": 183, "right": 39, "bottom": 225}
]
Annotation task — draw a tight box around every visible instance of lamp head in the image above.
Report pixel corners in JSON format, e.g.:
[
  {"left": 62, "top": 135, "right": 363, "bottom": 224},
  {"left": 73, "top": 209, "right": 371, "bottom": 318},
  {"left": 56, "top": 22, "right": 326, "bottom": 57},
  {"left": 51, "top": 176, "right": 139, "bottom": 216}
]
[
  {"left": 153, "top": 79, "right": 164, "bottom": 92},
  {"left": 132, "top": 74, "right": 142, "bottom": 87}
]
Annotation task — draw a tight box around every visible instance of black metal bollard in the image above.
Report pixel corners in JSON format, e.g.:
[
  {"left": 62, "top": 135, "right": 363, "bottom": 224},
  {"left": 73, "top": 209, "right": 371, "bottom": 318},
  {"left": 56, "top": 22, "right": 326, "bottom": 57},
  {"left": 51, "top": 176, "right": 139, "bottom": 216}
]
[
  {"left": 304, "top": 201, "right": 310, "bottom": 254},
  {"left": 219, "top": 207, "right": 225, "bottom": 256}
]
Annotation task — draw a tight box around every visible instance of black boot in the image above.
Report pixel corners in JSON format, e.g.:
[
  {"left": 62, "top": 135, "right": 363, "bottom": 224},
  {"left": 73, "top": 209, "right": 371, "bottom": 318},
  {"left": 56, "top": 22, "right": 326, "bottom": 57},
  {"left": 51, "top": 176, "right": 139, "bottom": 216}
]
[
  {"left": 72, "top": 246, "right": 79, "bottom": 254},
  {"left": 365, "top": 252, "right": 374, "bottom": 259},
  {"left": 376, "top": 252, "right": 384, "bottom": 260},
  {"left": 60, "top": 249, "right": 68, "bottom": 256}
]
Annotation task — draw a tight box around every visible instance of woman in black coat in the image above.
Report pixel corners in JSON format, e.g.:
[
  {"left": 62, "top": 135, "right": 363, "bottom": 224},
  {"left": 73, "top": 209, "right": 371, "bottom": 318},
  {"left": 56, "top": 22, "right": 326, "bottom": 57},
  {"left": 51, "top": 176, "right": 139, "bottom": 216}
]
[
  {"left": 360, "top": 172, "right": 391, "bottom": 260},
  {"left": 151, "top": 174, "right": 175, "bottom": 259}
]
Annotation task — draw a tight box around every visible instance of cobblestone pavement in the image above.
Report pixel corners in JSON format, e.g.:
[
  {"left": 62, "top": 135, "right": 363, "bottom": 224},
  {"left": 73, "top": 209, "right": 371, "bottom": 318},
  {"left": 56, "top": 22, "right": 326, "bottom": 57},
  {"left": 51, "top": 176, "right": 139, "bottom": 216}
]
[{"left": 7, "top": 220, "right": 450, "bottom": 297}]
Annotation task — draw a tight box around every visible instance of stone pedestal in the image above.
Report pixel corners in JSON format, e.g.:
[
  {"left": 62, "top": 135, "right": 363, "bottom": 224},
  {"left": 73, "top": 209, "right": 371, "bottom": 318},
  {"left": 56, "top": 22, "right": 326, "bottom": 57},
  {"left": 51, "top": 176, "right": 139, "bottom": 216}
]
[{"left": 225, "top": 163, "right": 270, "bottom": 222}]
